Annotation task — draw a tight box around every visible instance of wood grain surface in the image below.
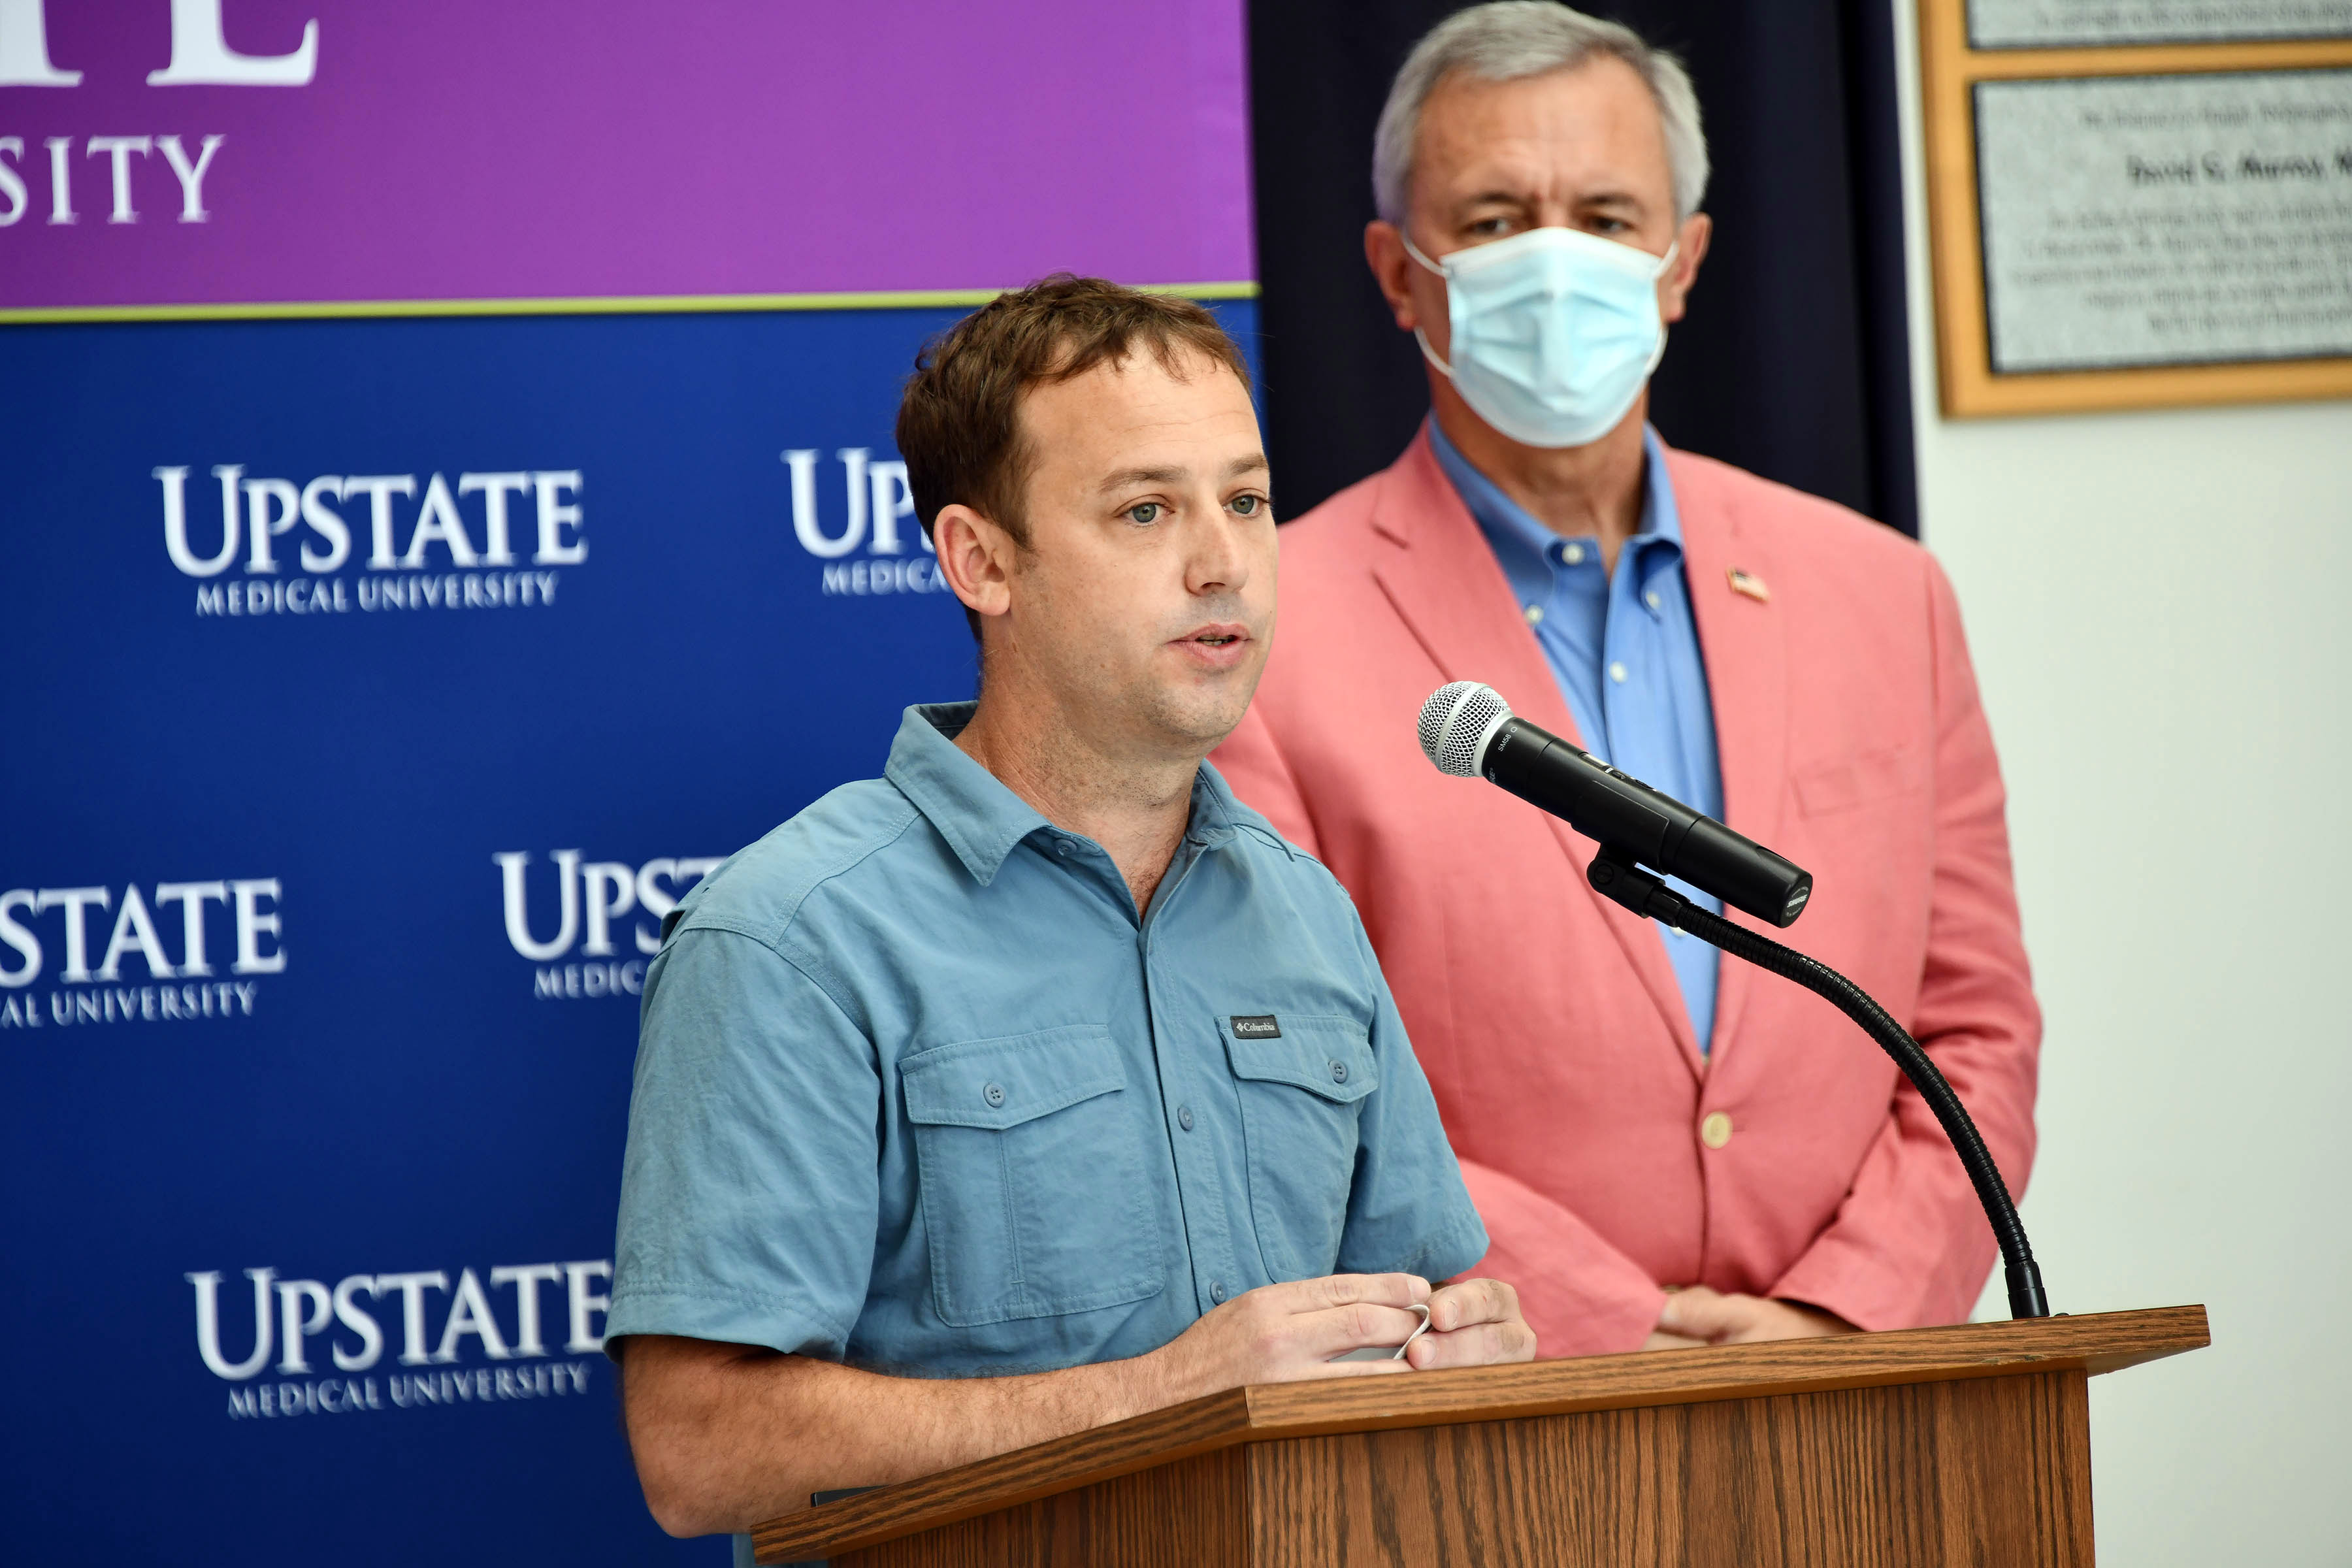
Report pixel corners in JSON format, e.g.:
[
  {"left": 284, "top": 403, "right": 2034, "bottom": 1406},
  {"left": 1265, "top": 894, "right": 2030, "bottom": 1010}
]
[
  {"left": 755, "top": 1305, "right": 2204, "bottom": 1562},
  {"left": 836, "top": 1448, "right": 1248, "bottom": 1568},
  {"left": 1243, "top": 1371, "right": 2093, "bottom": 1567}
]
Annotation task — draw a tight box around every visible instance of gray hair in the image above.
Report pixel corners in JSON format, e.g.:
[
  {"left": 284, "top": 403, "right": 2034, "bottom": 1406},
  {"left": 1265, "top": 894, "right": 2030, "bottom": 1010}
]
[{"left": 1373, "top": 2, "right": 1710, "bottom": 226}]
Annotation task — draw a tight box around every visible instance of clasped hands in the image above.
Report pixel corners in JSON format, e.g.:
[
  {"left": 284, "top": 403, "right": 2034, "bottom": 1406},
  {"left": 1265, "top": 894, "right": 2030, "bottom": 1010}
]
[{"left": 1642, "top": 1286, "right": 1857, "bottom": 1350}]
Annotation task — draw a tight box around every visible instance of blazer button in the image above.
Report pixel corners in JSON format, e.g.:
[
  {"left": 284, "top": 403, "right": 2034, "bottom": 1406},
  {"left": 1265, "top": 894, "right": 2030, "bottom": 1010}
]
[{"left": 1699, "top": 1111, "right": 1733, "bottom": 1149}]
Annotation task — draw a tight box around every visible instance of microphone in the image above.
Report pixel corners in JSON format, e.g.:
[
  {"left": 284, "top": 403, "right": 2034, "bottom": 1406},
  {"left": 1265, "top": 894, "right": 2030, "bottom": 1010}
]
[{"left": 1418, "top": 681, "right": 1813, "bottom": 928}]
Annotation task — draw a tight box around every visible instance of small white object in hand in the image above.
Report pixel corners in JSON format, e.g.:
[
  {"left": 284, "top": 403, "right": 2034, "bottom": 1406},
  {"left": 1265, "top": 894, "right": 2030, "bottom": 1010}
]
[
  {"left": 1330, "top": 1301, "right": 1436, "bottom": 1363},
  {"left": 1392, "top": 1301, "right": 1433, "bottom": 1361}
]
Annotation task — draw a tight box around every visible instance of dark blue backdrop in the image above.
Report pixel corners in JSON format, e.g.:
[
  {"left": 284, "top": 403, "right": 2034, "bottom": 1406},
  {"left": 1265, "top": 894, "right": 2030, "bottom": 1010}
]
[{"left": 0, "top": 299, "right": 1259, "bottom": 1563}]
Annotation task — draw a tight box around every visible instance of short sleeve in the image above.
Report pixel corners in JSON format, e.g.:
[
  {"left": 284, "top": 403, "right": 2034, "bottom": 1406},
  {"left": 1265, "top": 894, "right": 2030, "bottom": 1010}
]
[
  {"left": 1333, "top": 919, "right": 1490, "bottom": 1281},
  {"left": 606, "top": 927, "right": 881, "bottom": 1360}
]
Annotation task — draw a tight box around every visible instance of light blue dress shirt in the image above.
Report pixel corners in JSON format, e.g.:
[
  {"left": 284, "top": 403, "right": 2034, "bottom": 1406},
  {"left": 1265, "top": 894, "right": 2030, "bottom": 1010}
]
[
  {"left": 608, "top": 702, "right": 1486, "bottom": 1386},
  {"left": 1428, "top": 420, "right": 1727, "bottom": 1052}
]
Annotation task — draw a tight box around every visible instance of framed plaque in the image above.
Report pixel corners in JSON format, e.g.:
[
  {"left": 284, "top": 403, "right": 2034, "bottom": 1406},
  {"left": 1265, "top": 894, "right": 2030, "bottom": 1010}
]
[
  {"left": 1968, "top": 1, "right": 2352, "bottom": 49},
  {"left": 1919, "top": 0, "right": 2352, "bottom": 414}
]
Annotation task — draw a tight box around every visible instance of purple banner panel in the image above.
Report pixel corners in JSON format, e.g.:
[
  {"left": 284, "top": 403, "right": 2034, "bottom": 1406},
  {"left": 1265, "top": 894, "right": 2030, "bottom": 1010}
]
[{"left": 0, "top": 0, "right": 1254, "bottom": 314}]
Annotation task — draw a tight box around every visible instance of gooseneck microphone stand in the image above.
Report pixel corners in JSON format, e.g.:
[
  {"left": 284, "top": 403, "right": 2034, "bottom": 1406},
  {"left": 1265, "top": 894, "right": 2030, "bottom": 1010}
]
[{"left": 1588, "top": 848, "right": 2051, "bottom": 1320}]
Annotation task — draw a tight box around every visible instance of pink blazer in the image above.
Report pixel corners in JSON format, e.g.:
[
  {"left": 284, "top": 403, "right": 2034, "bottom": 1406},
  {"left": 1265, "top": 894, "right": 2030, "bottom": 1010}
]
[{"left": 1214, "top": 433, "right": 2040, "bottom": 1357}]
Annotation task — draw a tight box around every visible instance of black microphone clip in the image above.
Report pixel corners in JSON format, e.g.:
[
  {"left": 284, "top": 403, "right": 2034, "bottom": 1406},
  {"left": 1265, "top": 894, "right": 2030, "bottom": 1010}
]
[{"left": 1587, "top": 846, "right": 1688, "bottom": 926}]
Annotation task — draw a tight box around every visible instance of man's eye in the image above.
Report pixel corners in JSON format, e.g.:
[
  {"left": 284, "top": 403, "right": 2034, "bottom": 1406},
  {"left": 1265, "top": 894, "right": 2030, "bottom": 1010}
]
[
  {"left": 1231, "top": 493, "right": 1264, "bottom": 517},
  {"left": 1125, "top": 502, "right": 1162, "bottom": 525}
]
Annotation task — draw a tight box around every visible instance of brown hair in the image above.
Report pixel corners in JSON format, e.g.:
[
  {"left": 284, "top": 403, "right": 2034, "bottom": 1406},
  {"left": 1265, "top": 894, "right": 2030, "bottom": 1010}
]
[{"left": 895, "top": 276, "right": 1254, "bottom": 616}]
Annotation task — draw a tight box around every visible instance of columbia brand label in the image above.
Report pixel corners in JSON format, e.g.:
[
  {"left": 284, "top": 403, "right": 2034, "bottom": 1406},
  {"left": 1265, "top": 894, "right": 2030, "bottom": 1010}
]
[{"left": 1230, "top": 1015, "right": 1281, "bottom": 1039}]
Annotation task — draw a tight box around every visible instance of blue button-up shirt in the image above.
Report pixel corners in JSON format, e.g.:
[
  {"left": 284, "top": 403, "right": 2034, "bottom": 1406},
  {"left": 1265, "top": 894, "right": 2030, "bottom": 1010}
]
[
  {"left": 608, "top": 702, "right": 1486, "bottom": 1383},
  {"left": 1429, "top": 420, "right": 1727, "bottom": 1051}
]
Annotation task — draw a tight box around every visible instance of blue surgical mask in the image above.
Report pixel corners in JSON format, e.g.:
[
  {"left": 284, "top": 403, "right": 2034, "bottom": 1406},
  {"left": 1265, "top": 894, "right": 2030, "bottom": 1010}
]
[{"left": 1403, "top": 226, "right": 1676, "bottom": 449}]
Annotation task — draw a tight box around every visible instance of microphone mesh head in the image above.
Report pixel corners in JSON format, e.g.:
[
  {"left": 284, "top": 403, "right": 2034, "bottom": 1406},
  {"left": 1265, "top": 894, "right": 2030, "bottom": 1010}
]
[{"left": 1418, "top": 681, "right": 1511, "bottom": 777}]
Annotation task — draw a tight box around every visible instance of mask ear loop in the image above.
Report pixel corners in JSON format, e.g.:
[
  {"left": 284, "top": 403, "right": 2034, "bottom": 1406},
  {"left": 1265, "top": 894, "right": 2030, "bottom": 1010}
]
[
  {"left": 1413, "top": 329, "right": 1456, "bottom": 380},
  {"left": 1644, "top": 241, "right": 1682, "bottom": 378},
  {"left": 1397, "top": 231, "right": 1458, "bottom": 380}
]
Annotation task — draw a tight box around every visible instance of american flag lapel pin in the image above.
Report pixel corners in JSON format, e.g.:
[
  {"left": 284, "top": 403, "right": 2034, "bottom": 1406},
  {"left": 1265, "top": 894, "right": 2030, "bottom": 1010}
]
[{"left": 1727, "top": 567, "right": 1771, "bottom": 604}]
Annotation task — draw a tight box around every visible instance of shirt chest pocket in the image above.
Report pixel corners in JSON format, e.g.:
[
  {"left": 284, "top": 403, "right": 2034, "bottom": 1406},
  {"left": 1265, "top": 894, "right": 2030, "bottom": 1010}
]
[
  {"left": 1223, "top": 1015, "right": 1378, "bottom": 1281},
  {"left": 899, "top": 1025, "right": 1166, "bottom": 1328}
]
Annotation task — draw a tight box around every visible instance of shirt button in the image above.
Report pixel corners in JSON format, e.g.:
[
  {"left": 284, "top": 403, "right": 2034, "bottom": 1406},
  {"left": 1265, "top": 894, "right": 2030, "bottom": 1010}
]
[
  {"left": 983, "top": 1082, "right": 1006, "bottom": 1108},
  {"left": 1562, "top": 543, "right": 1586, "bottom": 566},
  {"left": 1330, "top": 1060, "right": 1348, "bottom": 1084},
  {"left": 1646, "top": 589, "right": 1663, "bottom": 610},
  {"left": 1700, "top": 1111, "right": 1733, "bottom": 1149},
  {"left": 1523, "top": 604, "right": 1544, "bottom": 626},
  {"left": 1177, "top": 1105, "right": 1195, "bottom": 1132},
  {"left": 1609, "top": 660, "right": 1629, "bottom": 684},
  {"left": 1054, "top": 839, "right": 1073, "bottom": 857},
  {"left": 1209, "top": 1280, "right": 1228, "bottom": 1303}
]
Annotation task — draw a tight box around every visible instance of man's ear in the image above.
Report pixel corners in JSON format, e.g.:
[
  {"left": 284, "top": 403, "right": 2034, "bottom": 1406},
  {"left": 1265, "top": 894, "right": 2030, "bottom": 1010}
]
[
  {"left": 1659, "top": 212, "right": 1712, "bottom": 324},
  {"left": 1364, "top": 220, "right": 1423, "bottom": 331},
  {"left": 932, "top": 504, "right": 1017, "bottom": 625}
]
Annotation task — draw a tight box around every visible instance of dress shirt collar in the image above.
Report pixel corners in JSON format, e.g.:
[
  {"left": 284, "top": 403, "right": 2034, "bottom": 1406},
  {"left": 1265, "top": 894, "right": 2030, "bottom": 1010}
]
[
  {"left": 1426, "top": 417, "right": 1684, "bottom": 596},
  {"left": 885, "top": 702, "right": 1240, "bottom": 886}
]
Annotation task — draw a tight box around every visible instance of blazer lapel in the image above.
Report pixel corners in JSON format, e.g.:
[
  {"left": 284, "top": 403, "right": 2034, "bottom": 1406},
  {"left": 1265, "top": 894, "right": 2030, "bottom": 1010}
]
[
  {"left": 1671, "top": 447, "right": 1789, "bottom": 1065},
  {"left": 1367, "top": 431, "right": 1703, "bottom": 1073}
]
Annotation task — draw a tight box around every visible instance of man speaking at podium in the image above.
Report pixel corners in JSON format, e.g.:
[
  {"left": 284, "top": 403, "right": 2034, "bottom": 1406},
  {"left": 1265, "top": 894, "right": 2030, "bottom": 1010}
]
[
  {"left": 1215, "top": 5, "right": 2041, "bottom": 1358},
  {"left": 603, "top": 278, "right": 1533, "bottom": 1544}
]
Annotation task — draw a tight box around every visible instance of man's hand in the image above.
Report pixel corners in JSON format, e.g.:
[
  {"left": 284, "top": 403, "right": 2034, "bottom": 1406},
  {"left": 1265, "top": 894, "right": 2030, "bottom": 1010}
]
[
  {"left": 1650, "top": 1286, "right": 1859, "bottom": 1347},
  {"left": 1151, "top": 1273, "right": 1432, "bottom": 1397},
  {"left": 1405, "top": 1277, "right": 1538, "bottom": 1369}
]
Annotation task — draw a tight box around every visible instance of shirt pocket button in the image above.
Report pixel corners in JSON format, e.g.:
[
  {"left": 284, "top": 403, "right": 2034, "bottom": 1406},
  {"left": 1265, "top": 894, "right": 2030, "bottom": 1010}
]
[
  {"left": 1330, "top": 1060, "right": 1348, "bottom": 1084},
  {"left": 983, "top": 1083, "right": 1006, "bottom": 1108}
]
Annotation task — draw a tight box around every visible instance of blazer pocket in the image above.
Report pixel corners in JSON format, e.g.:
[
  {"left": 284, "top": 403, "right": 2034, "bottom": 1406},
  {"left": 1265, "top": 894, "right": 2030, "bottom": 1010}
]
[
  {"left": 901, "top": 1024, "right": 1165, "bottom": 1328},
  {"left": 1223, "top": 1015, "right": 1378, "bottom": 1281},
  {"left": 1793, "top": 743, "right": 1926, "bottom": 817}
]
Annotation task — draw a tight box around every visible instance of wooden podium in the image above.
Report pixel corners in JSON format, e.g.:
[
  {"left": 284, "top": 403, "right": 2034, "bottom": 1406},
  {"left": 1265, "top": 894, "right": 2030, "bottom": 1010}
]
[{"left": 754, "top": 1305, "right": 2206, "bottom": 1567}]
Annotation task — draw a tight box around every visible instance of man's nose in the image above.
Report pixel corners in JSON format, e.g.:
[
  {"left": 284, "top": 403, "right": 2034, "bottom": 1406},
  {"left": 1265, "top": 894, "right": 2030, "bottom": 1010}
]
[{"left": 1186, "top": 507, "right": 1252, "bottom": 596}]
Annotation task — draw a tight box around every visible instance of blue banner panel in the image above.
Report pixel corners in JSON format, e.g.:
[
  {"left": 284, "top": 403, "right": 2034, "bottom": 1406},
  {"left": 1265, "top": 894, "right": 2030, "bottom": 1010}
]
[{"left": 0, "top": 299, "right": 1260, "bottom": 1564}]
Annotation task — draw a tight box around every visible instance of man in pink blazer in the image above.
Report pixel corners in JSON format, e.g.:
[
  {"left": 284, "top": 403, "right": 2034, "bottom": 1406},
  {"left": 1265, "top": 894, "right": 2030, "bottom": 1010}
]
[{"left": 1213, "top": 3, "right": 2039, "bottom": 1358}]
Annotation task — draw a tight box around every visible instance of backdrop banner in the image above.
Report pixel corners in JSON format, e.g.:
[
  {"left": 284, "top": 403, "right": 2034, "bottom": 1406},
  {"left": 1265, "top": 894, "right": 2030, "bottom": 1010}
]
[
  {"left": 1, "top": 3, "right": 1255, "bottom": 1562},
  {"left": 0, "top": 278, "right": 1262, "bottom": 1568},
  {"left": 3, "top": 0, "right": 1254, "bottom": 314}
]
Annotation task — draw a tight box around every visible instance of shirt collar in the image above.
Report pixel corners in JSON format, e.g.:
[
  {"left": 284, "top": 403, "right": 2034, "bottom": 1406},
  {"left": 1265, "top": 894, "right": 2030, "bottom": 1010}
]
[
  {"left": 1427, "top": 418, "right": 1684, "bottom": 595},
  {"left": 1188, "top": 760, "right": 1245, "bottom": 847},
  {"left": 885, "top": 702, "right": 1241, "bottom": 885}
]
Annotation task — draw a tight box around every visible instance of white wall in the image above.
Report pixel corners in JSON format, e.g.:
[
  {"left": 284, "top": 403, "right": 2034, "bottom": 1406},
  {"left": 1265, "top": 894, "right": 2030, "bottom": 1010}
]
[{"left": 1888, "top": 5, "right": 2352, "bottom": 1561}]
